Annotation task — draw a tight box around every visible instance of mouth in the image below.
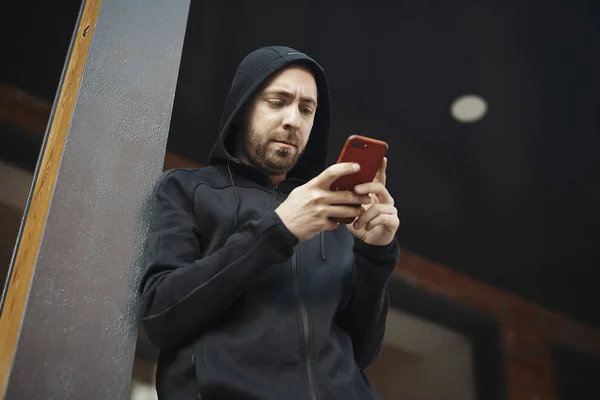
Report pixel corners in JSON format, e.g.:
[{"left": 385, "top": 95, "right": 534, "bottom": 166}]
[{"left": 272, "top": 140, "right": 296, "bottom": 149}]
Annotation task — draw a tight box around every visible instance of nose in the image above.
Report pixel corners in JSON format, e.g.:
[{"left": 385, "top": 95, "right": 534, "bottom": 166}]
[{"left": 282, "top": 106, "right": 300, "bottom": 132}]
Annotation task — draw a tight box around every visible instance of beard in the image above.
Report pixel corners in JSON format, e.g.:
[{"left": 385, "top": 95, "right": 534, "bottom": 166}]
[{"left": 240, "top": 124, "right": 306, "bottom": 176}]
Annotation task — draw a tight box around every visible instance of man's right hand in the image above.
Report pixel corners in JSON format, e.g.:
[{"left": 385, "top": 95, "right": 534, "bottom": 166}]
[{"left": 275, "top": 163, "right": 372, "bottom": 242}]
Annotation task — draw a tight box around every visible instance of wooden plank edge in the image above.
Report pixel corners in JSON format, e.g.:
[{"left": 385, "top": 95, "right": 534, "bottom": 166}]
[{"left": 0, "top": 0, "right": 103, "bottom": 393}]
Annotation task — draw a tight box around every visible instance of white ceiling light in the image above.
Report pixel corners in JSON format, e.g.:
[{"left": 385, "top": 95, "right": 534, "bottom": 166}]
[{"left": 450, "top": 94, "right": 487, "bottom": 123}]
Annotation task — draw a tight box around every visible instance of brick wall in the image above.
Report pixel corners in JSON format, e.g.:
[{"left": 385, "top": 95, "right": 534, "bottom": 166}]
[{"left": 394, "top": 250, "right": 600, "bottom": 400}]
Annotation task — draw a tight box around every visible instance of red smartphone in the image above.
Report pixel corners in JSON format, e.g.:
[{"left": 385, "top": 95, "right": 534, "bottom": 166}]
[{"left": 330, "top": 135, "right": 389, "bottom": 224}]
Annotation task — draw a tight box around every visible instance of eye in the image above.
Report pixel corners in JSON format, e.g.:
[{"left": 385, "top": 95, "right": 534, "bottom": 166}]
[
  {"left": 268, "top": 100, "right": 284, "bottom": 108},
  {"left": 301, "top": 107, "right": 314, "bottom": 115}
]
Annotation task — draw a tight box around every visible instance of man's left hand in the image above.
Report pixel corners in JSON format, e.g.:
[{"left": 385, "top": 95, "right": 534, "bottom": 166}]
[{"left": 346, "top": 158, "right": 399, "bottom": 246}]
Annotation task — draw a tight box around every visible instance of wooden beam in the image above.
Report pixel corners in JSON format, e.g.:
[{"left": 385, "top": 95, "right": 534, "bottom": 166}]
[
  {"left": 394, "top": 249, "right": 600, "bottom": 400},
  {"left": 1, "top": 0, "right": 191, "bottom": 396},
  {"left": 0, "top": 82, "right": 201, "bottom": 170},
  {"left": 0, "top": 69, "right": 199, "bottom": 378},
  {"left": 0, "top": 0, "right": 103, "bottom": 393}
]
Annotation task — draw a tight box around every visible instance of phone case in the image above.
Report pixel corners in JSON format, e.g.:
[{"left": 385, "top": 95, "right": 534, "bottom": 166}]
[
  {"left": 330, "top": 135, "right": 388, "bottom": 191},
  {"left": 329, "top": 135, "right": 389, "bottom": 225}
]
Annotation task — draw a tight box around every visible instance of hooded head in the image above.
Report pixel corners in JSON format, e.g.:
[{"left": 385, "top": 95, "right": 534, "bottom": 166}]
[{"left": 208, "top": 46, "right": 331, "bottom": 183}]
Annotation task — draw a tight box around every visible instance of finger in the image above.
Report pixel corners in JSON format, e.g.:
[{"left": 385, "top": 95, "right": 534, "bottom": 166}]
[
  {"left": 323, "top": 190, "right": 372, "bottom": 206},
  {"left": 323, "top": 220, "right": 340, "bottom": 231},
  {"left": 311, "top": 162, "right": 360, "bottom": 188},
  {"left": 365, "top": 214, "right": 399, "bottom": 232},
  {"left": 354, "top": 182, "right": 384, "bottom": 195},
  {"left": 353, "top": 204, "right": 396, "bottom": 230},
  {"left": 369, "top": 193, "right": 380, "bottom": 205},
  {"left": 374, "top": 157, "right": 387, "bottom": 186},
  {"left": 353, "top": 182, "right": 394, "bottom": 206},
  {"left": 325, "top": 204, "right": 365, "bottom": 218},
  {"left": 353, "top": 204, "right": 395, "bottom": 230}
]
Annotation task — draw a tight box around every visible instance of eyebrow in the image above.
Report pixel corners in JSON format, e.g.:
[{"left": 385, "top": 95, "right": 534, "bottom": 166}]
[{"left": 263, "top": 89, "right": 318, "bottom": 107}]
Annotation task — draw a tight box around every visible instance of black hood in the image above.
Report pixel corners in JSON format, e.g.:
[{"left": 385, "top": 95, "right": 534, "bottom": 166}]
[{"left": 208, "top": 46, "right": 331, "bottom": 182}]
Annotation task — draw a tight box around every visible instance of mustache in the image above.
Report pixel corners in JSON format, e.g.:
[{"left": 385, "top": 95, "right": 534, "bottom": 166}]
[{"left": 270, "top": 132, "right": 301, "bottom": 147}]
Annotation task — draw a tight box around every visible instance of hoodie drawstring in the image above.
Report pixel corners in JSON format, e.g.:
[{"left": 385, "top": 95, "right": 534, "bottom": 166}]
[
  {"left": 320, "top": 232, "right": 326, "bottom": 260},
  {"left": 227, "top": 162, "right": 240, "bottom": 227}
]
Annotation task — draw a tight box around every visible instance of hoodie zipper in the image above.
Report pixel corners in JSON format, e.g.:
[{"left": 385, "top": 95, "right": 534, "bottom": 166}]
[
  {"left": 274, "top": 185, "right": 318, "bottom": 400},
  {"left": 292, "top": 248, "right": 318, "bottom": 400},
  {"left": 274, "top": 184, "right": 283, "bottom": 202}
]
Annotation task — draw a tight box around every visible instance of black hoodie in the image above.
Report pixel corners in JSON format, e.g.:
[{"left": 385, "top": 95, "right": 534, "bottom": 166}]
[{"left": 140, "top": 46, "right": 400, "bottom": 400}]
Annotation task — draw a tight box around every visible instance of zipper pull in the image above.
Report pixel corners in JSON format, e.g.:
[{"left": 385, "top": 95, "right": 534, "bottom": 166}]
[{"left": 274, "top": 185, "right": 283, "bottom": 202}]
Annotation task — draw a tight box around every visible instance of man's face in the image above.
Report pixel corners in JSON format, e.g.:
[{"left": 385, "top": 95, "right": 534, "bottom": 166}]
[{"left": 238, "top": 65, "right": 318, "bottom": 176}]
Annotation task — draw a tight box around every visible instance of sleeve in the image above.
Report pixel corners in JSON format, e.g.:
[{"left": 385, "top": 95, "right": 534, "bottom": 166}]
[
  {"left": 335, "top": 237, "right": 401, "bottom": 368},
  {"left": 139, "top": 170, "right": 298, "bottom": 349}
]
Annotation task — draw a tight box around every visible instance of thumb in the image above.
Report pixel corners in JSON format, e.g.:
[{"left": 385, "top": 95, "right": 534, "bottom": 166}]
[{"left": 311, "top": 162, "right": 360, "bottom": 188}]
